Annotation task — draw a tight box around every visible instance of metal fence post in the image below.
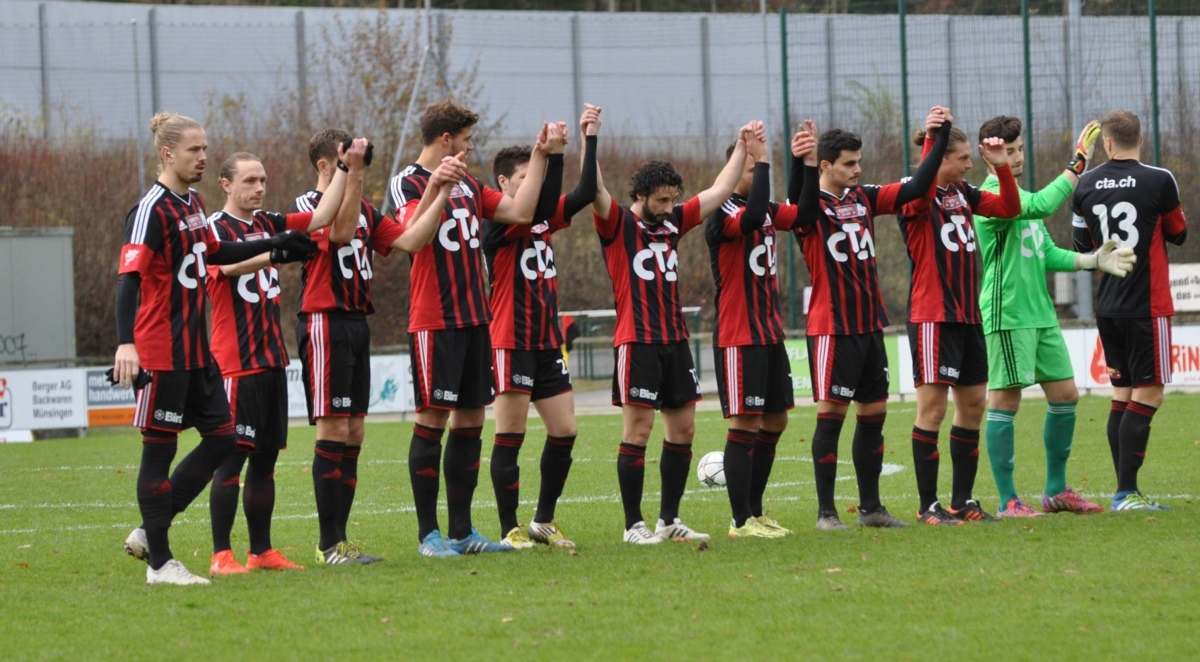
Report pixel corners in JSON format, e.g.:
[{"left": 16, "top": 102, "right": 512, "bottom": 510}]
[
  {"left": 700, "top": 16, "right": 712, "bottom": 162},
  {"left": 38, "top": 3, "right": 50, "bottom": 140},
  {"left": 1068, "top": 0, "right": 1092, "bottom": 319},
  {"left": 571, "top": 14, "right": 583, "bottom": 142},
  {"left": 1022, "top": 0, "right": 1035, "bottom": 189},
  {"left": 825, "top": 15, "right": 835, "bottom": 127},
  {"left": 946, "top": 17, "right": 956, "bottom": 113},
  {"left": 296, "top": 11, "right": 308, "bottom": 129},
  {"left": 781, "top": 9, "right": 798, "bottom": 330},
  {"left": 132, "top": 20, "right": 145, "bottom": 192},
  {"left": 1150, "top": 0, "right": 1161, "bottom": 166},
  {"left": 148, "top": 7, "right": 161, "bottom": 114},
  {"left": 899, "top": 0, "right": 911, "bottom": 176}
]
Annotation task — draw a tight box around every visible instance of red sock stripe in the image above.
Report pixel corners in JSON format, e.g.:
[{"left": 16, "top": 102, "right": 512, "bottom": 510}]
[
  {"left": 343, "top": 447, "right": 361, "bottom": 459},
  {"left": 618, "top": 444, "right": 645, "bottom": 457},
  {"left": 756, "top": 429, "right": 782, "bottom": 444},
  {"left": 547, "top": 435, "right": 576, "bottom": 447},
  {"left": 857, "top": 414, "right": 886, "bottom": 423},
  {"left": 727, "top": 429, "right": 756, "bottom": 446},
  {"left": 817, "top": 412, "right": 846, "bottom": 421},
  {"left": 1111, "top": 400, "right": 1129, "bottom": 412},
  {"left": 1127, "top": 402, "right": 1157, "bottom": 418},
  {"left": 414, "top": 424, "right": 444, "bottom": 441},
  {"left": 314, "top": 446, "right": 343, "bottom": 461},
  {"left": 912, "top": 430, "right": 939, "bottom": 445},
  {"left": 662, "top": 442, "right": 692, "bottom": 455},
  {"left": 494, "top": 433, "right": 525, "bottom": 448}
]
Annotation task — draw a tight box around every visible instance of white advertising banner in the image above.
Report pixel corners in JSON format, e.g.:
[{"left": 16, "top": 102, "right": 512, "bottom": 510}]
[
  {"left": 285, "top": 354, "right": 414, "bottom": 419},
  {"left": 1169, "top": 264, "right": 1200, "bottom": 312},
  {"left": 0, "top": 368, "right": 88, "bottom": 431}
]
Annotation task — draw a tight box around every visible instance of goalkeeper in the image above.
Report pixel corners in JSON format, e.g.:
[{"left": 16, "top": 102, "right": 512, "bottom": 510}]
[{"left": 974, "top": 116, "right": 1135, "bottom": 518}]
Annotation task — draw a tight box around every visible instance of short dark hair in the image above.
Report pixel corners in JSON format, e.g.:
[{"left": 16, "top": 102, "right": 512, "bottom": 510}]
[
  {"left": 629, "top": 160, "right": 684, "bottom": 201},
  {"left": 913, "top": 126, "right": 969, "bottom": 149},
  {"left": 308, "top": 128, "right": 352, "bottom": 170},
  {"left": 1101, "top": 109, "right": 1140, "bottom": 150},
  {"left": 492, "top": 145, "right": 532, "bottom": 181},
  {"left": 978, "top": 115, "right": 1022, "bottom": 144},
  {"left": 817, "top": 129, "right": 863, "bottom": 165},
  {"left": 725, "top": 143, "right": 737, "bottom": 161},
  {"left": 420, "top": 100, "right": 479, "bottom": 145}
]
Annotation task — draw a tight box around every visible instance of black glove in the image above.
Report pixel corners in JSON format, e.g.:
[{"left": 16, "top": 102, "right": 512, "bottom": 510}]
[
  {"left": 269, "top": 230, "right": 318, "bottom": 264},
  {"left": 338, "top": 138, "right": 374, "bottom": 171},
  {"left": 104, "top": 367, "right": 151, "bottom": 390}
]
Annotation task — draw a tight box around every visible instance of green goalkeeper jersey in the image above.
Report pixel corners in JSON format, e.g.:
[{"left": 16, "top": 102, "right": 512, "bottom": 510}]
[{"left": 976, "top": 173, "right": 1080, "bottom": 333}]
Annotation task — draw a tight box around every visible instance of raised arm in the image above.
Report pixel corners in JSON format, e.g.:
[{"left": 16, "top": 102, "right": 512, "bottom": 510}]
[
  {"left": 786, "top": 119, "right": 816, "bottom": 205},
  {"left": 392, "top": 155, "right": 469, "bottom": 254},
  {"left": 562, "top": 106, "right": 601, "bottom": 218},
  {"left": 739, "top": 129, "right": 771, "bottom": 234},
  {"left": 973, "top": 137, "right": 1020, "bottom": 219},
  {"left": 492, "top": 122, "right": 561, "bottom": 225},
  {"left": 305, "top": 141, "right": 355, "bottom": 233},
  {"left": 329, "top": 137, "right": 369, "bottom": 244},
  {"left": 697, "top": 121, "right": 760, "bottom": 218},
  {"left": 895, "top": 108, "right": 952, "bottom": 206}
]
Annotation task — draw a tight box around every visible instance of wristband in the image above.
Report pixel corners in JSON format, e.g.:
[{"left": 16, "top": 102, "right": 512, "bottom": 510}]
[{"left": 337, "top": 160, "right": 349, "bottom": 173}]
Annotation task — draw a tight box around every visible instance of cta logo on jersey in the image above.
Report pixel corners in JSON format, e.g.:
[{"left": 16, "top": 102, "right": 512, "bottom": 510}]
[
  {"left": 749, "top": 235, "right": 777, "bottom": 276},
  {"left": 337, "top": 239, "right": 373, "bottom": 280},
  {"left": 176, "top": 243, "right": 209, "bottom": 289},
  {"left": 827, "top": 222, "right": 876, "bottom": 262},
  {"left": 520, "top": 240, "right": 557, "bottom": 280},
  {"left": 439, "top": 208, "right": 481, "bottom": 252},
  {"left": 634, "top": 242, "right": 678, "bottom": 281}
]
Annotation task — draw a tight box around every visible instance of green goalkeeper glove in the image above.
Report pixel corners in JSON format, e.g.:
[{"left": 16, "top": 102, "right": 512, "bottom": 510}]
[
  {"left": 1068, "top": 120, "right": 1102, "bottom": 176},
  {"left": 1076, "top": 238, "right": 1136, "bottom": 277}
]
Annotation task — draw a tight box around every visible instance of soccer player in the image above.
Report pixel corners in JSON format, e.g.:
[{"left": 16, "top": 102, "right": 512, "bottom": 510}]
[
  {"left": 975, "top": 116, "right": 1134, "bottom": 518},
  {"left": 705, "top": 127, "right": 805, "bottom": 539},
  {"left": 791, "top": 108, "right": 954, "bottom": 531},
  {"left": 389, "top": 101, "right": 559, "bottom": 557},
  {"left": 594, "top": 121, "right": 759, "bottom": 545},
  {"left": 897, "top": 115, "right": 1021, "bottom": 525},
  {"left": 1071, "top": 109, "right": 1188, "bottom": 512},
  {"left": 204, "top": 147, "right": 355, "bottom": 574},
  {"left": 483, "top": 105, "right": 600, "bottom": 550},
  {"left": 296, "top": 128, "right": 467, "bottom": 564},
  {"left": 116, "top": 112, "right": 317, "bottom": 585}
]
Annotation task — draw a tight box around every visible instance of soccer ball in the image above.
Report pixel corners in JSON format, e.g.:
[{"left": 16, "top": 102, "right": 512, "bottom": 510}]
[{"left": 696, "top": 451, "right": 726, "bottom": 488}]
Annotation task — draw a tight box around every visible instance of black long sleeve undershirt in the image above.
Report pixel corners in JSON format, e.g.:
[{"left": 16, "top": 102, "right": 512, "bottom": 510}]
[
  {"left": 562, "top": 135, "right": 598, "bottom": 219},
  {"left": 895, "top": 120, "right": 952, "bottom": 205},
  {"left": 740, "top": 162, "right": 772, "bottom": 234},
  {"left": 533, "top": 154, "right": 564, "bottom": 222},
  {"left": 115, "top": 272, "right": 140, "bottom": 344}
]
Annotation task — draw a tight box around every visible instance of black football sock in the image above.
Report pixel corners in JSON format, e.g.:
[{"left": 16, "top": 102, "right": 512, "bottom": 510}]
[
  {"left": 312, "top": 439, "right": 345, "bottom": 551},
  {"left": 534, "top": 435, "right": 575, "bottom": 523},
  {"left": 490, "top": 432, "right": 525, "bottom": 536},
  {"left": 658, "top": 440, "right": 693, "bottom": 524},
  {"left": 1108, "top": 400, "right": 1128, "bottom": 477},
  {"left": 1117, "top": 402, "right": 1157, "bottom": 494},
  {"left": 949, "top": 425, "right": 981, "bottom": 510},
  {"left": 724, "top": 429, "right": 756, "bottom": 527},
  {"left": 138, "top": 433, "right": 178, "bottom": 570},
  {"left": 243, "top": 449, "right": 278, "bottom": 555},
  {"left": 912, "top": 426, "right": 941, "bottom": 512},
  {"left": 617, "top": 443, "right": 646, "bottom": 529},
  {"left": 852, "top": 413, "right": 886, "bottom": 512},
  {"left": 209, "top": 449, "right": 248, "bottom": 553},
  {"left": 444, "top": 426, "right": 482, "bottom": 541},
  {"left": 170, "top": 430, "right": 237, "bottom": 516},
  {"left": 409, "top": 424, "right": 444, "bottom": 542},
  {"left": 812, "top": 413, "right": 846, "bottom": 514},
  {"left": 335, "top": 445, "right": 360, "bottom": 542},
  {"left": 750, "top": 429, "right": 782, "bottom": 517}
]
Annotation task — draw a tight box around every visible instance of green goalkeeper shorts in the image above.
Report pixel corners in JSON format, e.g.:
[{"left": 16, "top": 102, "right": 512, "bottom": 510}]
[{"left": 985, "top": 326, "right": 1075, "bottom": 389}]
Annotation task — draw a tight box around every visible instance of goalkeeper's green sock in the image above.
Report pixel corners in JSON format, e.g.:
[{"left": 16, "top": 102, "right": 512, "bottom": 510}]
[
  {"left": 1043, "top": 401, "right": 1077, "bottom": 496},
  {"left": 986, "top": 409, "right": 1017, "bottom": 505}
]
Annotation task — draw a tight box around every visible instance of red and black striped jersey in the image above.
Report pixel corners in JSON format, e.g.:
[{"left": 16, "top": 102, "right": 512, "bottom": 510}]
[
  {"left": 118, "top": 182, "right": 217, "bottom": 371},
  {"left": 1071, "top": 159, "right": 1189, "bottom": 318},
  {"left": 596, "top": 197, "right": 702, "bottom": 345},
  {"left": 794, "top": 185, "right": 899, "bottom": 335},
  {"left": 390, "top": 165, "right": 504, "bottom": 332},
  {"left": 898, "top": 165, "right": 1020, "bottom": 323},
  {"left": 705, "top": 195, "right": 797, "bottom": 347},
  {"left": 483, "top": 196, "right": 572, "bottom": 350},
  {"left": 292, "top": 190, "right": 403, "bottom": 315},
  {"left": 206, "top": 209, "right": 312, "bottom": 377}
]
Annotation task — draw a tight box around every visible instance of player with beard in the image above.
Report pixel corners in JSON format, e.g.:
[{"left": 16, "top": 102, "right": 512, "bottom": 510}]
[{"left": 595, "top": 121, "right": 760, "bottom": 544}]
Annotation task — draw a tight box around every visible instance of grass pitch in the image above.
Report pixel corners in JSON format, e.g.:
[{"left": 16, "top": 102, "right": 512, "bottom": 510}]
[{"left": 2, "top": 394, "right": 1199, "bottom": 659}]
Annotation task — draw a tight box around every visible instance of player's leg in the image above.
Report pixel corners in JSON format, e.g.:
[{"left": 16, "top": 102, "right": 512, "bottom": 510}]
[
  {"left": 811, "top": 334, "right": 873, "bottom": 531},
  {"left": 715, "top": 345, "right": 765, "bottom": 533},
  {"left": 444, "top": 326, "right": 507, "bottom": 553},
  {"left": 750, "top": 345, "right": 792, "bottom": 525},
  {"left": 984, "top": 328, "right": 1029, "bottom": 516},
  {"left": 209, "top": 374, "right": 252, "bottom": 575},
  {"left": 490, "top": 348, "right": 533, "bottom": 546},
  {"left": 1037, "top": 377, "right": 1100, "bottom": 514},
  {"left": 653, "top": 342, "right": 708, "bottom": 542},
  {"left": 336, "top": 319, "right": 378, "bottom": 560},
  {"left": 846, "top": 332, "right": 903, "bottom": 527},
  {"left": 1096, "top": 317, "right": 1130, "bottom": 478},
  {"left": 409, "top": 329, "right": 456, "bottom": 556},
  {"left": 942, "top": 324, "right": 994, "bottom": 521},
  {"left": 613, "top": 343, "right": 660, "bottom": 543},
  {"left": 1114, "top": 317, "right": 1171, "bottom": 510},
  {"left": 240, "top": 370, "right": 298, "bottom": 570},
  {"left": 528, "top": 351, "right": 578, "bottom": 547},
  {"left": 908, "top": 322, "right": 957, "bottom": 524},
  {"left": 171, "top": 365, "right": 238, "bottom": 520}
]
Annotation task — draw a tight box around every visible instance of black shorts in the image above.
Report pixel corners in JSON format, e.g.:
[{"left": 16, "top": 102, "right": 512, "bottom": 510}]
[
  {"left": 224, "top": 369, "right": 289, "bottom": 452},
  {"left": 297, "top": 312, "right": 370, "bottom": 424},
  {"left": 133, "top": 363, "right": 233, "bottom": 435},
  {"left": 493, "top": 348, "right": 572, "bottom": 402},
  {"left": 714, "top": 344, "right": 795, "bottom": 417},
  {"left": 1097, "top": 316, "right": 1173, "bottom": 387},
  {"left": 612, "top": 341, "right": 702, "bottom": 410},
  {"left": 808, "top": 331, "right": 890, "bottom": 403},
  {"left": 410, "top": 325, "right": 496, "bottom": 411},
  {"left": 908, "top": 322, "right": 987, "bottom": 387}
]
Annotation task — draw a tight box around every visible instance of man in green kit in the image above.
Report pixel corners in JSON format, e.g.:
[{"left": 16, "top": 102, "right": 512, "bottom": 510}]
[{"left": 974, "top": 115, "right": 1135, "bottom": 517}]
